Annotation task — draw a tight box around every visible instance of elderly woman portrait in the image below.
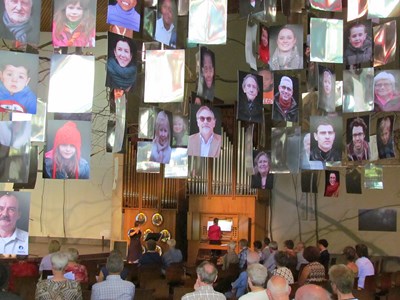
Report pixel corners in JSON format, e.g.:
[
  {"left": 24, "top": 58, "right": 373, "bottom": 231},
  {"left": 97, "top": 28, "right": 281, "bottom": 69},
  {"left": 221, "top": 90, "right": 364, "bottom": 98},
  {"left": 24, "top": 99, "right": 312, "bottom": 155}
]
[
  {"left": 374, "top": 71, "right": 400, "bottom": 112},
  {"left": 251, "top": 151, "right": 273, "bottom": 189},
  {"left": 35, "top": 252, "right": 82, "bottom": 299},
  {"left": 0, "top": 0, "right": 40, "bottom": 45},
  {"left": 106, "top": 32, "right": 137, "bottom": 91}
]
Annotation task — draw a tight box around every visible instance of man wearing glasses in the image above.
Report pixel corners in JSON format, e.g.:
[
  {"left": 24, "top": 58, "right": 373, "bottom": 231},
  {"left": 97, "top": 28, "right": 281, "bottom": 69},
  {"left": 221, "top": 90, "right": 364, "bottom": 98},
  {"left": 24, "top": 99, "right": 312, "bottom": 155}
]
[
  {"left": 347, "top": 117, "right": 370, "bottom": 161},
  {"left": 188, "top": 106, "right": 221, "bottom": 158},
  {"left": 273, "top": 76, "right": 298, "bottom": 122}
]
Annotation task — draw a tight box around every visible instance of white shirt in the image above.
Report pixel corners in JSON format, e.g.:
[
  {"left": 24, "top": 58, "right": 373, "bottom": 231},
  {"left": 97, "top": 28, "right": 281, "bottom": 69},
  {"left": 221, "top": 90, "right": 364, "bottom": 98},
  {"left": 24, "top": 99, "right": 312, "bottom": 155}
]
[
  {"left": 0, "top": 228, "right": 29, "bottom": 255},
  {"left": 154, "top": 17, "right": 174, "bottom": 46},
  {"left": 239, "top": 289, "right": 269, "bottom": 300},
  {"left": 356, "top": 256, "right": 375, "bottom": 288},
  {"left": 200, "top": 134, "right": 215, "bottom": 157}
]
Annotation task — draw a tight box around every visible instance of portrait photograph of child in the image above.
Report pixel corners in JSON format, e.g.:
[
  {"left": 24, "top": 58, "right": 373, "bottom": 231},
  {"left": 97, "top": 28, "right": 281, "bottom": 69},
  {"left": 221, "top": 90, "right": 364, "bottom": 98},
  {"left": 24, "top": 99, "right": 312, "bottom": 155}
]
[
  {"left": 344, "top": 20, "right": 372, "bottom": 66},
  {"left": 0, "top": 51, "right": 38, "bottom": 114}
]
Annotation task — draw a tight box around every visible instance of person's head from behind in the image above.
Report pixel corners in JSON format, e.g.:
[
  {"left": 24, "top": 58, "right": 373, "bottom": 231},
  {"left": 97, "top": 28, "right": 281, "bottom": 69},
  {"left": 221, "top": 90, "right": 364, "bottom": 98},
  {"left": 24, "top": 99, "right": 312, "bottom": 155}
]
[
  {"left": 242, "top": 74, "right": 259, "bottom": 102},
  {"left": 66, "top": 248, "right": 79, "bottom": 262},
  {"left": 283, "top": 240, "right": 294, "bottom": 250},
  {"left": 348, "top": 23, "right": 367, "bottom": 49},
  {"left": 48, "top": 240, "right": 61, "bottom": 254},
  {"left": 196, "top": 261, "right": 218, "bottom": 284},
  {"left": 267, "top": 275, "right": 291, "bottom": 299},
  {"left": 0, "top": 193, "right": 21, "bottom": 236},
  {"left": 313, "top": 118, "right": 335, "bottom": 152},
  {"left": 296, "top": 241, "right": 305, "bottom": 252},
  {"left": 277, "top": 26, "right": 297, "bottom": 53},
  {"left": 264, "top": 237, "right": 271, "bottom": 246},
  {"left": 173, "top": 115, "right": 186, "bottom": 135},
  {"left": 329, "top": 172, "right": 337, "bottom": 186},
  {"left": 160, "top": 0, "right": 173, "bottom": 29},
  {"left": 106, "top": 252, "right": 124, "bottom": 274},
  {"left": 355, "top": 243, "right": 369, "bottom": 258},
  {"left": 379, "top": 117, "right": 392, "bottom": 146},
  {"left": 274, "top": 251, "right": 289, "bottom": 267},
  {"left": 247, "top": 251, "right": 260, "bottom": 266},
  {"left": 239, "top": 239, "right": 248, "bottom": 249},
  {"left": 278, "top": 76, "right": 293, "bottom": 103},
  {"left": 201, "top": 48, "right": 215, "bottom": 89},
  {"left": 295, "top": 284, "right": 331, "bottom": 300},
  {"left": 260, "top": 25, "right": 268, "bottom": 48},
  {"left": 0, "top": 64, "right": 30, "bottom": 95},
  {"left": 323, "top": 70, "right": 333, "bottom": 96},
  {"left": 4, "top": 0, "right": 32, "bottom": 24},
  {"left": 247, "top": 264, "right": 268, "bottom": 290},
  {"left": 269, "top": 241, "right": 278, "bottom": 251},
  {"left": 146, "top": 239, "right": 157, "bottom": 251},
  {"left": 154, "top": 111, "right": 170, "bottom": 146},
  {"left": 117, "top": 0, "right": 137, "bottom": 11},
  {"left": 253, "top": 240, "right": 262, "bottom": 251},
  {"left": 329, "top": 264, "right": 354, "bottom": 296},
  {"left": 114, "top": 39, "right": 133, "bottom": 67},
  {"left": 258, "top": 69, "right": 273, "bottom": 92},
  {"left": 213, "top": 217, "right": 218, "bottom": 225},
  {"left": 167, "top": 238, "right": 176, "bottom": 249},
  {"left": 349, "top": 117, "right": 367, "bottom": 151},
  {"left": 303, "top": 246, "right": 319, "bottom": 263},
  {"left": 254, "top": 151, "right": 270, "bottom": 176},
  {"left": 196, "top": 106, "right": 216, "bottom": 139},
  {"left": 51, "top": 252, "right": 69, "bottom": 272},
  {"left": 342, "top": 246, "right": 356, "bottom": 263},
  {"left": 318, "top": 239, "right": 329, "bottom": 249},
  {"left": 227, "top": 241, "right": 236, "bottom": 252},
  {"left": 374, "top": 71, "right": 395, "bottom": 100}
]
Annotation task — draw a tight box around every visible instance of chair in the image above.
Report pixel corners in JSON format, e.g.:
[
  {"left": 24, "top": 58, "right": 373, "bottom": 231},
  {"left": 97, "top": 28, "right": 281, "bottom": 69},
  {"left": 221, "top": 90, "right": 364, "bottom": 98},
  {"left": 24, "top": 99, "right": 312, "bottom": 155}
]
[
  {"left": 353, "top": 289, "right": 375, "bottom": 300},
  {"left": 165, "top": 262, "right": 185, "bottom": 285},
  {"left": 387, "top": 286, "right": 400, "bottom": 300},
  {"left": 364, "top": 275, "right": 377, "bottom": 294},
  {"left": 41, "top": 270, "right": 53, "bottom": 279},
  {"left": 393, "top": 270, "right": 400, "bottom": 287},
  {"left": 135, "top": 288, "right": 155, "bottom": 300},
  {"left": 173, "top": 287, "right": 194, "bottom": 300},
  {"left": 138, "top": 265, "right": 162, "bottom": 288},
  {"left": 146, "top": 278, "right": 170, "bottom": 300},
  {"left": 15, "top": 276, "right": 38, "bottom": 300},
  {"left": 289, "top": 282, "right": 299, "bottom": 300}
]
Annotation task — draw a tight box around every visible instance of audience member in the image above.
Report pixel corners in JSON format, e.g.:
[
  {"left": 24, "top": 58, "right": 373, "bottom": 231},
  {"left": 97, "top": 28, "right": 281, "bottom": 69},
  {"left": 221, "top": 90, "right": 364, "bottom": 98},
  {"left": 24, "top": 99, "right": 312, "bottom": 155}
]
[
  {"left": 342, "top": 246, "right": 358, "bottom": 276},
  {"left": 295, "top": 242, "right": 308, "bottom": 271},
  {"left": 139, "top": 240, "right": 162, "bottom": 267},
  {"left": 182, "top": 261, "right": 225, "bottom": 299},
  {"left": 221, "top": 241, "right": 239, "bottom": 271},
  {"left": 297, "top": 246, "right": 326, "bottom": 286},
  {"left": 162, "top": 238, "right": 183, "bottom": 269},
  {"left": 91, "top": 252, "right": 135, "bottom": 300},
  {"left": 239, "top": 263, "right": 269, "bottom": 300},
  {"left": 262, "top": 237, "right": 271, "bottom": 263},
  {"left": 97, "top": 250, "right": 129, "bottom": 282},
  {"left": 39, "top": 240, "right": 61, "bottom": 275},
  {"left": 355, "top": 243, "right": 374, "bottom": 289},
  {"left": 35, "top": 252, "right": 82, "bottom": 299},
  {"left": 295, "top": 284, "right": 331, "bottom": 300},
  {"left": 238, "top": 239, "right": 250, "bottom": 269},
  {"left": 0, "top": 263, "right": 22, "bottom": 299},
  {"left": 253, "top": 240, "right": 264, "bottom": 262},
  {"left": 264, "top": 241, "right": 278, "bottom": 272},
  {"left": 329, "top": 264, "right": 356, "bottom": 300},
  {"left": 318, "top": 239, "right": 330, "bottom": 274},
  {"left": 267, "top": 275, "right": 291, "bottom": 300},
  {"left": 272, "top": 251, "right": 294, "bottom": 284},
  {"left": 65, "top": 247, "right": 88, "bottom": 284},
  {"left": 8, "top": 255, "right": 38, "bottom": 292},
  {"left": 283, "top": 240, "right": 297, "bottom": 275}
]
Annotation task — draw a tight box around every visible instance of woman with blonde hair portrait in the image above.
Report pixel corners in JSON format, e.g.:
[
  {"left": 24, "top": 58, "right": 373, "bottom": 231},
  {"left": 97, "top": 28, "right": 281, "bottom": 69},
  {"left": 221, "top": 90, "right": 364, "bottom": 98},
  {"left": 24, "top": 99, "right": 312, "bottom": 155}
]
[
  {"left": 251, "top": 151, "right": 273, "bottom": 189},
  {"left": 269, "top": 26, "right": 302, "bottom": 70},
  {"left": 150, "top": 111, "right": 172, "bottom": 164}
]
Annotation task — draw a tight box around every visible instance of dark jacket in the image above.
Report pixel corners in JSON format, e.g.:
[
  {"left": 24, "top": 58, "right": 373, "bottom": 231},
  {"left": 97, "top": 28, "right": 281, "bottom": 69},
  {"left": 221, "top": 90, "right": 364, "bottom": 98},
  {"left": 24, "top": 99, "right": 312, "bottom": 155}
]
[
  {"left": 310, "top": 147, "right": 341, "bottom": 162},
  {"left": 273, "top": 93, "right": 298, "bottom": 122},
  {"left": 344, "top": 37, "right": 372, "bottom": 65}
]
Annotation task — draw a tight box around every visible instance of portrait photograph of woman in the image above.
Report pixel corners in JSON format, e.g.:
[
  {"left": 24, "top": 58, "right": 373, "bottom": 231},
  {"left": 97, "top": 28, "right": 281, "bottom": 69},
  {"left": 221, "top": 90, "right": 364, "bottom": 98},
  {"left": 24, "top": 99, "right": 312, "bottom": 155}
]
[
  {"left": 149, "top": 110, "right": 172, "bottom": 164},
  {"left": 43, "top": 120, "right": 91, "bottom": 180},
  {"left": 324, "top": 170, "right": 340, "bottom": 197},
  {"left": 106, "top": 31, "right": 137, "bottom": 91},
  {"left": 318, "top": 66, "right": 336, "bottom": 113},
  {"left": 172, "top": 114, "right": 188, "bottom": 147},
  {"left": 251, "top": 150, "right": 273, "bottom": 189},
  {"left": 373, "top": 70, "right": 400, "bottom": 112},
  {"left": 197, "top": 46, "right": 215, "bottom": 101}
]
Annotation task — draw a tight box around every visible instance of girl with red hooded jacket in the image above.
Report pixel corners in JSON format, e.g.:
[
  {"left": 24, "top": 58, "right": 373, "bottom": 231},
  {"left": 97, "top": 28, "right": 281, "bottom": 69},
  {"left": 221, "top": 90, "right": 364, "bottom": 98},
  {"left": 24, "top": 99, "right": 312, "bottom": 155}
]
[{"left": 44, "top": 121, "right": 89, "bottom": 179}]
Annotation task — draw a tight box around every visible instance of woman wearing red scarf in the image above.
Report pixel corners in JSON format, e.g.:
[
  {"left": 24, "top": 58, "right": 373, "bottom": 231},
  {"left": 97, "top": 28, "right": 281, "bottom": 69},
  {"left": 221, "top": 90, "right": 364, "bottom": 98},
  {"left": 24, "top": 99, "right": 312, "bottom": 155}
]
[
  {"left": 258, "top": 25, "right": 270, "bottom": 64},
  {"left": 324, "top": 172, "right": 339, "bottom": 197}
]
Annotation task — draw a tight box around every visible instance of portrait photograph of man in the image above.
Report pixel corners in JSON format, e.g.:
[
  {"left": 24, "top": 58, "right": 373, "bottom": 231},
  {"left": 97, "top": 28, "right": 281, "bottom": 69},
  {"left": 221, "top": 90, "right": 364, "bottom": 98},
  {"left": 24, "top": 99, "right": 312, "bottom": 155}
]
[
  {"left": 346, "top": 116, "right": 370, "bottom": 161},
  {"left": 0, "top": 191, "right": 30, "bottom": 255},
  {"left": 0, "top": 0, "right": 40, "bottom": 45},
  {"left": 154, "top": 0, "right": 177, "bottom": 48},
  {"left": 187, "top": 105, "right": 222, "bottom": 158},
  {"left": 237, "top": 71, "right": 263, "bottom": 124},
  {"left": 272, "top": 74, "right": 299, "bottom": 122},
  {"left": 310, "top": 116, "right": 342, "bottom": 162}
]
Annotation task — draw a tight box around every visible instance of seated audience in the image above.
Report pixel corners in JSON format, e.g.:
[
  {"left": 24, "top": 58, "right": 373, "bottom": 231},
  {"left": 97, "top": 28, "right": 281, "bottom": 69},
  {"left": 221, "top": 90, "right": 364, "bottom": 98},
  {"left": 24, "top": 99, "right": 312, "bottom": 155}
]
[
  {"left": 318, "top": 239, "right": 330, "bottom": 274},
  {"left": 329, "top": 264, "right": 356, "bottom": 300},
  {"left": 97, "top": 250, "right": 129, "bottom": 282},
  {"left": 355, "top": 243, "right": 374, "bottom": 289},
  {"left": 239, "top": 263, "right": 269, "bottom": 300},
  {"left": 295, "top": 284, "right": 331, "bottom": 300},
  {"left": 225, "top": 251, "right": 260, "bottom": 298},
  {"left": 65, "top": 248, "right": 88, "bottom": 284},
  {"left": 272, "top": 251, "right": 294, "bottom": 284},
  {"left": 0, "top": 263, "right": 22, "bottom": 300},
  {"left": 182, "top": 261, "right": 225, "bottom": 299},
  {"left": 39, "top": 240, "right": 61, "bottom": 276},
  {"left": 283, "top": 240, "right": 298, "bottom": 276},
  {"left": 35, "top": 252, "right": 82, "bottom": 299},
  {"left": 295, "top": 242, "right": 308, "bottom": 271},
  {"left": 342, "top": 246, "right": 358, "bottom": 276},
  {"left": 262, "top": 237, "right": 271, "bottom": 263},
  {"left": 297, "top": 246, "right": 326, "bottom": 286},
  {"left": 162, "top": 238, "right": 183, "bottom": 269},
  {"left": 221, "top": 241, "right": 239, "bottom": 271},
  {"left": 253, "top": 240, "right": 264, "bottom": 263},
  {"left": 91, "top": 252, "right": 135, "bottom": 300},
  {"left": 263, "top": 241, "right": 278, "bottom": 272},
  {"left": 238, "top": 239, "right": 250, "bottom": 269},
  {"left": 8, "top": 255, "right": 39, "bottom": 292},
  {"left": 267, "top": 275, "right": 291, "bottom": 300},
  {"left": 139, "top": 240, "right": 162, "bottom": 267}
]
